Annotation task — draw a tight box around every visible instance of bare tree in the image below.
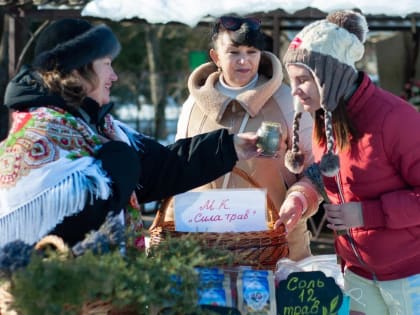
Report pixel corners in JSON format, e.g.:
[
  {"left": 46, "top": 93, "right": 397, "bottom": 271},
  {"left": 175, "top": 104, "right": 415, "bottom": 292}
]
[
  {"left": 0, "top": 15, "right": 9, "bottom": 100},
  {"left": 144, "top": 24, "right": 167, "bottom": 140}
]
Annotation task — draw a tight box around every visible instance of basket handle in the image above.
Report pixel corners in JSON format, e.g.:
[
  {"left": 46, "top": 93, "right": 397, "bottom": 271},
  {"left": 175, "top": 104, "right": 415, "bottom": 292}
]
[
  {"left": 149, "top": 197, "right": 173, "bottom": 230},
  {"left": 34, "top": 235, "right": 69, "bottom": 255},
  {"left": 150, "top": 167, "right": 280, "bottom": 230},
  {"left": 231, "top": 167, "right": 279, "bottom": 224}
]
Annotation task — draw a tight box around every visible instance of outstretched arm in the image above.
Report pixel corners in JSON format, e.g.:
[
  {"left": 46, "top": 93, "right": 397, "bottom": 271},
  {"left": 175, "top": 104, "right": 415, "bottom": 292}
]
[{"left": 137, "top": 129, "right": 259, "bottom": 203}]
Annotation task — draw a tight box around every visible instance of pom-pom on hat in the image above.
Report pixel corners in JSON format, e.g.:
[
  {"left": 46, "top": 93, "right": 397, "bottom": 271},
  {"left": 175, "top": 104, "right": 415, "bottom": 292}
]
[
  {"left": 283, "top": 10, "right": 368, "bottom": 177},
  {"left": 33, "top": 19, "right": 121, "bottom": 74}
]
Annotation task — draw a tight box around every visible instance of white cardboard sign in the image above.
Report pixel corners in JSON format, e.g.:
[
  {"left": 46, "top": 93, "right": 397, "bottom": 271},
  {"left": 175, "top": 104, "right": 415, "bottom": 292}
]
[{"left": 174, "top": 189, "right": 268, "bottom": 232}]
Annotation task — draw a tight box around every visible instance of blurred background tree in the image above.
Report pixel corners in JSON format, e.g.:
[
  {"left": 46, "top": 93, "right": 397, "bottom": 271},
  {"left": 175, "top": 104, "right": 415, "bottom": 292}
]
[{"left": 101, "top": 21, "right": 212, "bottom": 140}]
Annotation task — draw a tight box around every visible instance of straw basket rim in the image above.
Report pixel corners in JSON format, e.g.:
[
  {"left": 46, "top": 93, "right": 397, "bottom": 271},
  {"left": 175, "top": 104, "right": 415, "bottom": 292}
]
[{"left": 149, "top": 167, "right": 289, "bottom": 270}]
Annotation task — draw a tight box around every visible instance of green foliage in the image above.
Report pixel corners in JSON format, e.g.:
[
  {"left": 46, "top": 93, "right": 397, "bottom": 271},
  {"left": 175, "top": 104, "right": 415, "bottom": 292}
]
[
  {"left": 9, "top": 235, "right": 234, "bottom": 315},
  {"left": 107, "top": 21, "right": 210, "bottom": 105}
]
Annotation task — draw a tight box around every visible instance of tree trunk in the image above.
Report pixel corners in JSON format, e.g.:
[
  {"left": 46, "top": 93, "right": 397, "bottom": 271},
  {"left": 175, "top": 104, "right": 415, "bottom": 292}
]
[
  {"left": 0, "top": 15, "right": 9, "bottom": 140},
  {"left": 144, "top": 24, "right": 167, "bottom": 140},
  {"left": 0, "top": 15, "right": 9, "bottom": 101}
]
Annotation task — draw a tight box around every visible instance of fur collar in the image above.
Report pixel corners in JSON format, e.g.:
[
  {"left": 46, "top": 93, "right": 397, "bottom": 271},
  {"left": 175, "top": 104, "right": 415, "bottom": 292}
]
[{"left": 187, "top": 51, "right": 283, "bottom": 122}]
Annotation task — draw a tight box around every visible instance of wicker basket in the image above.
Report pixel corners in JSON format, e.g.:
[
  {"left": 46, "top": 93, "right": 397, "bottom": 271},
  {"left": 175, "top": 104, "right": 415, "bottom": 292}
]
[
  {"left": 80, "top": 300, "right": 138, "bottom": 315},
  {"left": 0, "top": 281, "right": 18, "bottom": 315},
  {"left": 149, "top": 167, "right": 289, "bottom": 270},
  {"left": 0, "top": 236, "right": 139, "bottom": 315}
]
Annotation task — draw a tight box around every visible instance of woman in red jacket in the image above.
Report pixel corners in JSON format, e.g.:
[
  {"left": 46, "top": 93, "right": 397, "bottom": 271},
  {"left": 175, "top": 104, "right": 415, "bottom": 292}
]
[{"left": 283, "top": 10, "right": 420, "bottom": 315}]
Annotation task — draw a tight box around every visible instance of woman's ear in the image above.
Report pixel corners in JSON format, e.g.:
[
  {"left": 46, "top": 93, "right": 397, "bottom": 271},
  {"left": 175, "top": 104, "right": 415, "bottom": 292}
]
[{"left": 209, "top": 48, "right": 219, "bottom": 66}]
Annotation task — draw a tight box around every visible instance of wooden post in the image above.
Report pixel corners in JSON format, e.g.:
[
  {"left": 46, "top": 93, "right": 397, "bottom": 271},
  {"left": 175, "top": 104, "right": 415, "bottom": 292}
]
[
  {"left": 272, "top": 13, "right": 280, "bottom": 57},
  {"left": 7, "top": 14, "right": 27, "bottom": 79}
]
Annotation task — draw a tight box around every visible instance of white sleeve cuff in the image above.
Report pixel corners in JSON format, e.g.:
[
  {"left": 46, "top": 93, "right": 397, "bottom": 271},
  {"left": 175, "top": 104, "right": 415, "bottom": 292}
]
[{"left": 288, "top": 191, "right": 308, "bottom": 215}]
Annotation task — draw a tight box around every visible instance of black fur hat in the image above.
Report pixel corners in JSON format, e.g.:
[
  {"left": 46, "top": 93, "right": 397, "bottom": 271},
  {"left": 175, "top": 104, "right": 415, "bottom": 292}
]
[{"left": 33, "top": 19, "right": 121, "bottom": 74}]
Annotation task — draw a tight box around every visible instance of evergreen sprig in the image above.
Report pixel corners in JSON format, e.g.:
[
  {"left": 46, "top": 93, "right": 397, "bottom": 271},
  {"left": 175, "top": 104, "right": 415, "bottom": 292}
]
[
  {"left": 304, "top": 162, "right": 330, "bottom": 202},
  {"left": 0, "top": 240, "right": 33, "bottom": 279},
  {"left": 71, "top": 213, "right": 125, "bottom": 256},
  {"left": 8, "top": 234, "right": 234, "bottom": 315}
]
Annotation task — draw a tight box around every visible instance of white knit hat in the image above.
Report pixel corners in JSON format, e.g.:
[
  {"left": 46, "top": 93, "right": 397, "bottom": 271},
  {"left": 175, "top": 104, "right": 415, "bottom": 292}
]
[{"left": 283, "top": 10, "right": 368, "bottom": 177}]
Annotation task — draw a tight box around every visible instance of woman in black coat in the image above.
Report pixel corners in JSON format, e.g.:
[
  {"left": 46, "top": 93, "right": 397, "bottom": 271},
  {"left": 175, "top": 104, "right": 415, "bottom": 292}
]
[{"left": 0, "top": 19, "right": 259, "bottom": 247}]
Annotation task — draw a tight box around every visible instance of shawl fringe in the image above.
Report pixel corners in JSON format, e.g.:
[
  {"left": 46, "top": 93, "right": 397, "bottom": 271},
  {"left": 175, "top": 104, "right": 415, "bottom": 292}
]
[
  {"left": 112, "top": 119, "right": 144, "bottom": 152},
  {"left": 0, "top": 161, "right": 111, "bottom": 247}
]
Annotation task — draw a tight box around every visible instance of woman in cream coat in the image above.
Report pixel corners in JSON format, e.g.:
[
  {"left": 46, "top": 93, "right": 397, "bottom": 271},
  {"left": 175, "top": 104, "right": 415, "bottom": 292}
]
[{"left": 167, "top": 15, "right": 321, "bottom": 261}]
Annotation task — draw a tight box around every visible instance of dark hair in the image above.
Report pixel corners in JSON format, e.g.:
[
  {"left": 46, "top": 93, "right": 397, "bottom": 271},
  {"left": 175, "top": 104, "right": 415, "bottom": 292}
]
[
  {"left": 314, "top": 100, "right": 360, "bottom": 151},
  {"left": 211, "top": 15, "right": 266, "bottom": 50},
  {"left": 39, "top": 63, "right": 98, "bottom": 108}
]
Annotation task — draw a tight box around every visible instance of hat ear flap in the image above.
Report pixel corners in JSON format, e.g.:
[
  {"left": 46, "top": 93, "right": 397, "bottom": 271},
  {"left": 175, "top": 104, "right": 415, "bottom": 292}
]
[
  {"left": 320, "top": 110, "right": 340, "bottom": 176},
  {"left": 285, "top": 111, "right": 305, "bottom": 174}
]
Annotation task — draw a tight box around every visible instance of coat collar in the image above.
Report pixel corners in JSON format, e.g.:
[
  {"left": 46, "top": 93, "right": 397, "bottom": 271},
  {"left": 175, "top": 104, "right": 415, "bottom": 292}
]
[
  {"left": 187, "top": 51, "right": 283, "bottom": 122},
  {"left": 346, "top": 72, "right": 375, "bottom": 117}
]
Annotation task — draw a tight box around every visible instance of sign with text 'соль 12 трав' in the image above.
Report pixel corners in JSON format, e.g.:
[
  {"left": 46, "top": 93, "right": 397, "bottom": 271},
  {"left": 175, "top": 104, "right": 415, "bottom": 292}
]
[
  {"left": 174, "top": 189, "right": 268, "bottom": 232},
  {"left": 276, "top": 271, "right": 343, "bottom": 315}
]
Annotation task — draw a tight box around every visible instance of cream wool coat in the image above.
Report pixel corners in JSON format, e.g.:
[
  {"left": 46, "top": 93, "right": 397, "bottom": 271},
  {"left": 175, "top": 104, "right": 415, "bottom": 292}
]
[{"left": 170, "top": 52, "right": 319, "bottom": 261}]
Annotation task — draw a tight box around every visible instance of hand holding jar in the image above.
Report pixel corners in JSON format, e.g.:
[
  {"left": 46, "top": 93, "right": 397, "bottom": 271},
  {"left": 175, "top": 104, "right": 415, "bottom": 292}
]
[{"left": 256, "top": 121, "right": 282, "bottom": 157}]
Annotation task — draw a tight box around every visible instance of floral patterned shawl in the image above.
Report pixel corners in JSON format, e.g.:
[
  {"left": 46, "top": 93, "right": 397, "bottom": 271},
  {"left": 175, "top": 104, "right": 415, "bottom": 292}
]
[{"left": 0, "top": 106, "right": 141, "bottom": 247}]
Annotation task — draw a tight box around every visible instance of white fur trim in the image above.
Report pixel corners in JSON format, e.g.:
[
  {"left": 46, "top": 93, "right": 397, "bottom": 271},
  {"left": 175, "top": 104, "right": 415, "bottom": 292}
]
[{"left": 176, "top": 95, "right": 195, "bottom": 140}]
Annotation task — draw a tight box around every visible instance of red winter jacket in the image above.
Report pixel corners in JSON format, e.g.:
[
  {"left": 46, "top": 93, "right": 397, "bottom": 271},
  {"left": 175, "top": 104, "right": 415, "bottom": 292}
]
[{"left": 313, "top": 73, "right": 420, "bottom": 281}]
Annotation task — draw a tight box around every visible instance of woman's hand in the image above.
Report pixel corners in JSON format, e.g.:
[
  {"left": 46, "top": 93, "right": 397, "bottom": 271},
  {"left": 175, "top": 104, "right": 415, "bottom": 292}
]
[
  {"left": 233, "top": 132, "right": 262, "bottom": 160},
  {"left": 324, "top": 202, "right": 364, "bottom": 230},
  {"left": 274, "top": 194, "right": 305, "bottom": 232}
]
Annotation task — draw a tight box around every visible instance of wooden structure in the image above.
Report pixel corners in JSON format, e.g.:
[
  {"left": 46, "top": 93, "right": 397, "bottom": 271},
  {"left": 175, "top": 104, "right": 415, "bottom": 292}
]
[
  {"left": 0, "top": 1, "right": 91, "bottom": 79},
  {"left": 1, "top": 1, "right": 420, "bottom": 80}
]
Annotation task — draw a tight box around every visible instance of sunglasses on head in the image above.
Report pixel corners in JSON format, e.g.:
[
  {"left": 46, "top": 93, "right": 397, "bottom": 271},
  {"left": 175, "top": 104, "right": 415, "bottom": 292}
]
[{"left": 216, "top": 16, "right": 261, "bottom": 32}]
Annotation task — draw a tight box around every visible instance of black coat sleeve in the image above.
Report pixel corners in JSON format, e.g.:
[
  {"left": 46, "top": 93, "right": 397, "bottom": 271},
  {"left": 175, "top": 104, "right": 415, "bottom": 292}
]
[
  {"left": 50, "top": 140, "right": 141, "bottom": 246},
  {"left": 136, "top": 128, "right": 238, "bottom": 203}
]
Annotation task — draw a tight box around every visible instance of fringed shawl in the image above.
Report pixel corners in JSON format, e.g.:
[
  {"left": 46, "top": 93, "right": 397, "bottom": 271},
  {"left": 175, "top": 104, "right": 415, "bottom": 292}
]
[{"left": 0, "top": 106, "right": 141, "bottom": 247}]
